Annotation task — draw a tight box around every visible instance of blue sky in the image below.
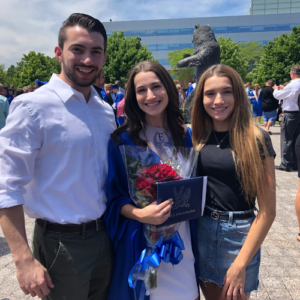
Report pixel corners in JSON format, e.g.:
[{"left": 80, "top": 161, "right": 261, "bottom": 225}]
[{"left": 0, "top": 0, "right": 250, "bottom": 68}]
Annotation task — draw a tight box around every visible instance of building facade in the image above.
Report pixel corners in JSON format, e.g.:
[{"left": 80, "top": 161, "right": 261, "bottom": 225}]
[
  {"left": 103, "top": 3, "right": 300, "bottom": 70},
  {"left": 249, "top": 0, "right": 300, "bottom": 15}
]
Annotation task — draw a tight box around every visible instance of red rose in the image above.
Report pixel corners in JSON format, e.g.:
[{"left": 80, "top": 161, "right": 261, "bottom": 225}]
[{"left": 136, "top": 176, "right": 154, "bottom": 190}]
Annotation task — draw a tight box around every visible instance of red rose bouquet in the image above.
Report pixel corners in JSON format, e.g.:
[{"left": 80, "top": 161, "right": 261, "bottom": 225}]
[{"left": 122, "top": 145, "right": 198, "bottom": 296}]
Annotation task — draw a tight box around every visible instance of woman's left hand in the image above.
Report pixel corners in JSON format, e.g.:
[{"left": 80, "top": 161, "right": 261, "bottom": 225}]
[{"left": 221, "top": 264, "right": 246, "bottom": 300}]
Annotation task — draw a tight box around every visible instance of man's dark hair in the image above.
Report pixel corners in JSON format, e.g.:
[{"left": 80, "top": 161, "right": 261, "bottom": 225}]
[
  {"left": 58, "top": 13, "right": 107, "bottom": 52},
  {"left": 267, "top": 79, "right": 274, "bottom": 86},
  {"left": 14, "top": 88, "right": 24, "bottom": 97}
]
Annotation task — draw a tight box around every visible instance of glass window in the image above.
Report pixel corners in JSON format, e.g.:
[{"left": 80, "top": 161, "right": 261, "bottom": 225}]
[
  {"left": 278, "top": 8, "right": 291, "bottom": 13},
  {"left": 239, "top": 26, "right": 252, "bottom": 32},
  {"left": 278, "top": 3, "right": 290, "bottom": 8},
  {"left": 157, "top": 44, "right": 168, "bottom": 50},
  {"left": 157, "top": 29, "right": 168, "bottom": 36},
  {"left": 253, "top": 0, "right": 265, "bottom": 3},
  {"left": 252, "top": 25, "right": 264, "bottom": 32},
  {"left": 227, "top": 26, "right": 239, "bottom": 33},
  {"left": 168, "top": 44, "right": 180, "bottom": 50},
  {"left": 264, "top": 24, "right": 277, "bottom": 31},
  {"left": 265, "top": 0, "right": 276, "bottom": 2},
  {"left": 263, "top": 41, "right": 268, "bottom": 45},
  {"left": 291, "top": 7, "right": 300, "bottom": 12},
  {"left": 158, "top": 59, "right": 168, "bottom": 66},
  {"left": 145, "top": 30, "right": 156, "bottom": 36},
  {"left": 124, "top": 31, "right": 134, "bottom": 37},
  {"left": 179, "top": 43, "right": 194, "bottom": 49},
  {"left": 290, "top": 23, "right": 299, "bottom": 29},
  {"left": 169, "top": 29, "right": 180, "bottom": 35},
  {"left": 214, "top": 27, "right": 227, "bottom": 33},
  {"left": 265, "top": 8, "right": 278, "bottom": 14},
  {"left": 266, "top": 3, "right": 277, "bottom": 9},
  {"left": 253, "top": 4, "right": 265, "bottom": 9},
  {"left": 292, "top": 2, "right": 300, "bottom": 7},
  {"left": 253, "top": 9, "right": 265, "bottom": 14},
  {"left": 179, "top": 28, "right": 194, "bottom": 35},
  {"left": 280, "top": 0, "right": 291, "bottom": 2},
  {"left": 107, "top": 31, "right": 112, "bottom": 37},
  {"left": 147, "top": 45, "right": 157, "bottom": 51},
  {"left": 277, "top": 24, "right": 290, "bottom": 31},
  {"left": 135, "top": 31, "right": 145, "bottom": 37}
]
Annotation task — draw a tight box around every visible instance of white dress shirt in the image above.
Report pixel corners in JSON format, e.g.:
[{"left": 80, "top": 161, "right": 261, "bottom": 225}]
[
  {"left": 0, "top": 74, "right": 116, "bottom": 224},
  {"left": 273, "top": 78, "right": 300, "bottom": 111}
]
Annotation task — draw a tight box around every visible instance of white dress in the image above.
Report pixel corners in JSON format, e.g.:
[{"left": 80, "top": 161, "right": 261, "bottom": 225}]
[{"left": 140, "top": 125, "right": 198, "bottom": 300}]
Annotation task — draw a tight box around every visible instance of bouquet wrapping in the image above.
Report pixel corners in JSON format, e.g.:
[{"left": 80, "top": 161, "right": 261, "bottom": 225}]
[{"left": 122, "top": 145, "right": 198, "bottom": 296}]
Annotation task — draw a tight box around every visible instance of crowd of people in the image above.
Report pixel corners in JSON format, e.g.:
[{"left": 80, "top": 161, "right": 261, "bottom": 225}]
[{"left": 0, "top": 12, "right": 298, "bottom": 300}]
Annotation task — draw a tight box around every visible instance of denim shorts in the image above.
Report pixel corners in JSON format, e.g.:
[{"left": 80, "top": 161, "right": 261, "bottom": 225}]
[
  {"left": 262, "top": 110, "right": 277, "bottom": 122},
  {"left": 196, "top": 207, "right": 260, "bottom": 293}
]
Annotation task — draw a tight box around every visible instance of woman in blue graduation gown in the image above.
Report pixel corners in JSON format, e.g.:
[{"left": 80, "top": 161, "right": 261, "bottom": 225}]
[{"left": 105, "top": 61, "right": 199, "bottom": 300}]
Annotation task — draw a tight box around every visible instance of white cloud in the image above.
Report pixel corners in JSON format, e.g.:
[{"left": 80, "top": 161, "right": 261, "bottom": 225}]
[{"left": 0, "top": 0, "right": 249, "bottom": 68}]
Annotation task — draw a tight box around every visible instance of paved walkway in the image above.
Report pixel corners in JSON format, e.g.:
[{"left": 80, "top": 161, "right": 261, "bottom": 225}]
[{"left": 0, "top": 125, "right": 300, "bottom": 299}]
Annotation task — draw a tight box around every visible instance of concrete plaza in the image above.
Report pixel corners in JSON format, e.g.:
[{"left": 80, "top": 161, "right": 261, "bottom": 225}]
[{"left": 0, "top": 125, "right": 300, "bottom": 299}]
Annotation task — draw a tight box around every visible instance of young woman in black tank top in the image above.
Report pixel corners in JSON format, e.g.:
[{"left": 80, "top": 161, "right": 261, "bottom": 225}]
[{"left": 191, "top": 64, "right": 276, "bottom": 300}]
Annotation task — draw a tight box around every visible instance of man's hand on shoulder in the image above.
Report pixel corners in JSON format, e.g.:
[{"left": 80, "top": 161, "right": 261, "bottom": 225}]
[{"left": 16, "top": 255, "right": 54, "bottom": 298}]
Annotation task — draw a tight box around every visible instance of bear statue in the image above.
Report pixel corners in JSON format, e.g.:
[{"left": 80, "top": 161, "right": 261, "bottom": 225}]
[{"left": 178, "top": 24, "right": 220, "bottom": 123}]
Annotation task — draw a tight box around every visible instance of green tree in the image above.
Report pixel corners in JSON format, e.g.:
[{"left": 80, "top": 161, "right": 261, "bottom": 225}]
[
  {"left": 238, "top": 41, "right": 264, "bottom": 75},
  {"left": 166, "top": 48, "right": 194, "bottom": 85},
  {"left": 15, "top": 51, "right": 61, "bottom": 87},
  {"left": 0, "top": 64, "right": 7, "bottom": 85},
  {"left": 103, "top": 31, "right": 158, "bottom": 86},
  {"left": 217, "top": 37, "right": 248, "bottom": 80},
  {"left": 251, "top": 26, "right": 300, "bottom": 86}
]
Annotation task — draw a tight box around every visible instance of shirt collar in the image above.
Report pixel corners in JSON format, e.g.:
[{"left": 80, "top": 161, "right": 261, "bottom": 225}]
[{"left": 49, "top": 74, "right": 97, "bottom": 103}]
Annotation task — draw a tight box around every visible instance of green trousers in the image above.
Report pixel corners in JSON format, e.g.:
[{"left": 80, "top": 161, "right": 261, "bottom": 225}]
[{"left": 32, "top": 221, "right": 113, "bottom": 300}]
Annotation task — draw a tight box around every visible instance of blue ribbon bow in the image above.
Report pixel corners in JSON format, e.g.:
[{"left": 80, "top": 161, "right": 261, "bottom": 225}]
[{"left": 128, "top": 231, "right": 185, "bottom": 290}]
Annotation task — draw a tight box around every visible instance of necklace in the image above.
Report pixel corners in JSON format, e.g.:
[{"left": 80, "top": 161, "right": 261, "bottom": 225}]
[{"left": 213, "top": 130, "right": 229, "bottom": 148}]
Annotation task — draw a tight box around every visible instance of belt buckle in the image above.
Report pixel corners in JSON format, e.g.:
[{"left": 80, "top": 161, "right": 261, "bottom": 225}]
[{"left": 211, "top": 211, "right": 219, "bottom": 220}]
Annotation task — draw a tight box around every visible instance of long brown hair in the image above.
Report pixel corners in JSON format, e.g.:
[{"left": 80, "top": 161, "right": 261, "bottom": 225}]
[
  {"left": 112, "top": 61, "right": 185, "bottom": 149},
  {"left": 191, "top": 64, "right": 270, "bottom": 203},
  {"left": 253, "top": 83, "right": 260, "bottom": 98}
]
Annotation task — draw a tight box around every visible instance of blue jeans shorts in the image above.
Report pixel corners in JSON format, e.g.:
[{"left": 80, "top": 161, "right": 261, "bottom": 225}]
[
  {"left": 196, "top": 207, "right": 260, "bottom": 293},
  {"left": 262, "top": 110, "right": 277, "bottom": 122}
]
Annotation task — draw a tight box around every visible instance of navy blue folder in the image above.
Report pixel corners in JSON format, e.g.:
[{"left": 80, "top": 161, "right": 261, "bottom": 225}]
[{"left": 156, "top": 176, "right": 207, "bottom": 227}]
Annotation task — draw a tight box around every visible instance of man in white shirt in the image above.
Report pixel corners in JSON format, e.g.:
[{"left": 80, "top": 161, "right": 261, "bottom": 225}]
[
  {"left": 274, "top": 65, "right": 300, "bottom": 171},
  {"left": 0, "top": 13, "right": 116, "bottom": 300}
]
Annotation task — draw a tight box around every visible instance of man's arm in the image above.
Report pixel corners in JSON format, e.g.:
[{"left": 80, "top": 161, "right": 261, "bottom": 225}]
[
  {"left": 0, "top": 98, "right": 53, "bottom": 298},
  {"left": 0, "top": 206, "right": 54, "bottom": 297},
  {"left": 273, "top": 85, "right": 293, "bottom": 100}
]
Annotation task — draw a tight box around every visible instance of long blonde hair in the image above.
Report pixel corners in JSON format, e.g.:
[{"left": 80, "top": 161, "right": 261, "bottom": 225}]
[{"left": 191, "top": 64, "right": 270, "bottom": 203}]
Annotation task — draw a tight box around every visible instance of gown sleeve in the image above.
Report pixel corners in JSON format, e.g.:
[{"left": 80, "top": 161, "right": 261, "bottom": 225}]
[{"left": 105, "top": 137, "right": 149, "bottom": 300}]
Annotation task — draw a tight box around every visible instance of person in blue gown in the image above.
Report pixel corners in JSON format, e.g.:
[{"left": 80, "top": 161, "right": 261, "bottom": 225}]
[
  {"left": 105, "top": 61, "right": 199, "bottom": 300},
  {"left": 250, "top": 84, "right": 263, "bottom": 124}
]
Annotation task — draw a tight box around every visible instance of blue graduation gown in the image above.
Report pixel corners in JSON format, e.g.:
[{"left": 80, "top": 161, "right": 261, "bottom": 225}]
[
  {"left": 104, "top": 128, "right": 199, "bottom": 300},
  {"left": 186, "top": 84, "right": 194, "bottom": 97},
  {"left": 100, "top": 87, "right": 108, "bottom": 102}
]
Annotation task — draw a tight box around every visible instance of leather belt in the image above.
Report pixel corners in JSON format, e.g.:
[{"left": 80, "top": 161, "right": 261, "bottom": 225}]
[
  {"left": 204, "top": 208, "right": 255, "bottom": 221},
  {"left": 36, "top": 216, "right": 105, "bottom": 233}
]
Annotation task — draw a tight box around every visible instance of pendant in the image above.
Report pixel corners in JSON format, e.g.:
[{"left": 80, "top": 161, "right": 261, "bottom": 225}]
[{"left": 217, "top": 145, "right": 220, "bottom": 148}]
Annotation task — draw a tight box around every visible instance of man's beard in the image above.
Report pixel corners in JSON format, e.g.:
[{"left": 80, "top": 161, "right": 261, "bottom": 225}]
[{"left": 62, "top": 57, "right": 101, "bottom": 87}]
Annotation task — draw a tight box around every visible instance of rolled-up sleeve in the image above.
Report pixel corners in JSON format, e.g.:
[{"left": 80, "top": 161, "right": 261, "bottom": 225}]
[
  {"left": 273, "top": 86, "right": 293, "bottom": 100},
  {"left": 0, "top": 99, "right": 41, "bottom": 208}
]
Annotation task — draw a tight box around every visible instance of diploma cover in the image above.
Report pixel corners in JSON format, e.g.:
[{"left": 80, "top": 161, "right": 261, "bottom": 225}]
[{"left": 156, "top": 176, "right": 207, "bottom": 227}]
